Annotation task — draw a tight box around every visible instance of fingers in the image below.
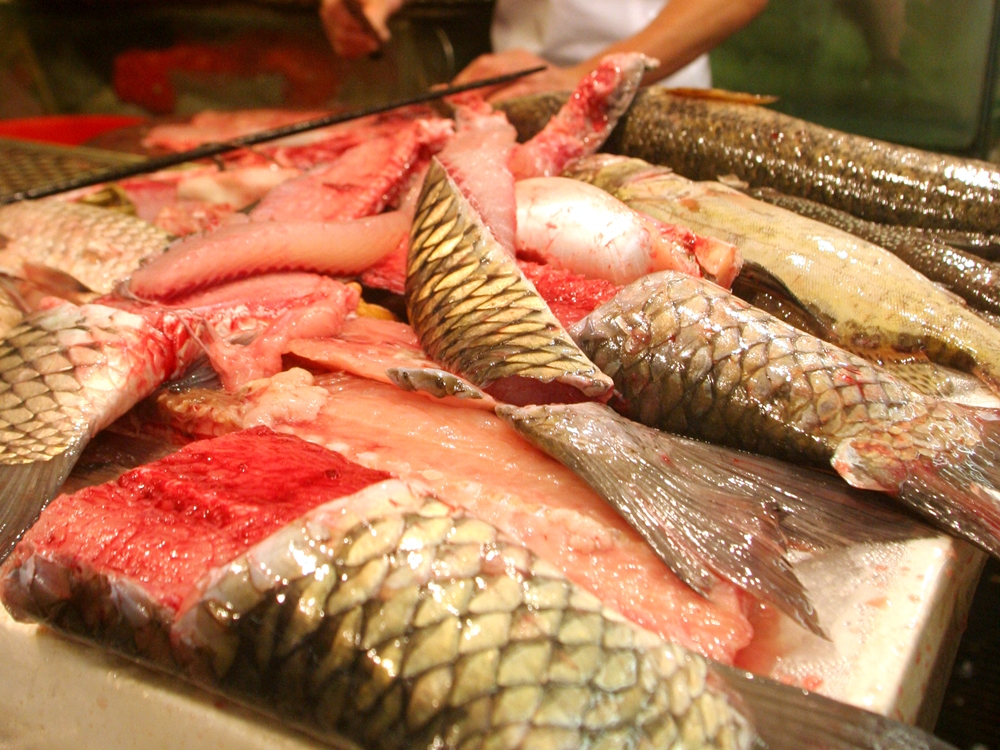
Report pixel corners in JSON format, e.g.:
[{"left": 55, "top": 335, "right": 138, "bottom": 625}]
[{"left": 320, "top": 0, "right": 399, "bottom": 58}]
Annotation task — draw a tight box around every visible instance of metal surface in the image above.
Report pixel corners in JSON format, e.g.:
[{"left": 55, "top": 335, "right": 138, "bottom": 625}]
[{"left": 0, "top": 138, "right": 142, "bottom": 198}]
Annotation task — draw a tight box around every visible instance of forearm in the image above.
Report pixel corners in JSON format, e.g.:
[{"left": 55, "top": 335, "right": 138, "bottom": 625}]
[{"left": 570, "top": 0, "right": 769, "bottom": 84}]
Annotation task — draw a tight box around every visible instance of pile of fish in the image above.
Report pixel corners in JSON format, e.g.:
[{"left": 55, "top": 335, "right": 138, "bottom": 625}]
[{"left": 3, "top": 52, "right": 998, "bottom": 748}]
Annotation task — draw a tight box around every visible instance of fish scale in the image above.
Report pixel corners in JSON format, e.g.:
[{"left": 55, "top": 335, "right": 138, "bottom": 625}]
[
  {"left": 574, "top": 272, "right": 972, "bottom": 466},
  {"left": 572, "top": 271, "right": 1000, "bottom": 559},
  {"left": 0, "top": 200, "right": 172, "bottom": 295},
  {"left": 0, "top": 303, "right": 175, "bottom": 465},
  {"left": 406, "top": 158, "right": 612, "bottom": 402},
  {"left": 189, "top": 494, "right": 752, "bottom": 750}
]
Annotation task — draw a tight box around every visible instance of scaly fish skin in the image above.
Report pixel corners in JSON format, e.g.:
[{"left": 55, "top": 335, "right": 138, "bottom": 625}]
[
  {"left": 747, "top": 187, "right": 1000, "bottom": 317},
  {"left": 0, "top": 200, "right": 173, "bottom": 295},
  {"left": 607, "top": 89, "right": 1000, "bottom": 233},
  {"left": 0, "top": 303, "right": 178, "bottom": 465},
  {"left": 406, "top": 158, "right": 612, "bottom": 404},
  {"left": 566, "top": 155, "right": 1000, "bottom": 392},
  {"left": 570, "top": 271, "right": 1000, "bottom": 557},
  {"left": 177, "top": 484, "right": 754, "bottom": 750}
]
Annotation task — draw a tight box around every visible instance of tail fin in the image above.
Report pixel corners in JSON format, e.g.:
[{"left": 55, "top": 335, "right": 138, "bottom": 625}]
[
  {"left": 0, "top": 439, "right": 83, "bottom": 561},
  {"left": 497, "top": 403, "right": 932, "bottom": 636},
  {"left": 716, "top": 665, "right": 956, "bottom": 750},
  {"left": 834, "top": 404, "right": 1000, "bottom": 557}
]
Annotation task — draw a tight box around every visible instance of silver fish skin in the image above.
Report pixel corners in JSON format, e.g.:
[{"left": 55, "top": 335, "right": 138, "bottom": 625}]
[
  {"left": 572, "top": 271, "right": 1000, "bottom": 558},
  {"left": 0, "top": 200, "right": 172, "bottom": 294},
  {"left": 566, "top": 154, "right": 1000, "bottom": 394},
  {"left": 406, "top": 158, "right": 612, "bottom": 405},
  {"left": 4, "top": 475, "right": 954, "bottom": 750}
]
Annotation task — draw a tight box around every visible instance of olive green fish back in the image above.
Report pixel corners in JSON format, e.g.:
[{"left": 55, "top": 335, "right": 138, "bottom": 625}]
[
  {"left": 192, "top": 496, "right": 754, "bottom": 750},
  {"left": 406, "top": 158, "right": 611, "bottom": 399}
]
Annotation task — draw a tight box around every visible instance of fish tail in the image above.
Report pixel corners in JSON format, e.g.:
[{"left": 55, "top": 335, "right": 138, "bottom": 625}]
[
  {"left": 717, "top": 665, "right": 955, "bottom": 750},
  {"left": 498, "top": 403, "right": 835, "bottom": 635},
  {"left": 833, "top": 403, "right": 1000, "bottom": 556},
  {"left": 0, "top": 439, "right": 84, "bottom": 561}
]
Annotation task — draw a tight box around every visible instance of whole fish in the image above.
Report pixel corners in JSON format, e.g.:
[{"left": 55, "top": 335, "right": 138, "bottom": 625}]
[
  {"left": 746, "top": 186, "right": 1000, "bottom": 317},
  {"left": 0, "top": 200, "right": 173, "bottom": 294},
  {"left": 572, "top": 270, "right": 1000, "bottom": 559},
  {"left": 0, "top": 430, "right": 955, "bottom": 750},
  {"left": 406, "top": 158, "right": 612, "bottom": 405},
  {"left": 566, "top": 155, "right": 1000, "bottom": 393},
  {"left": 500, "top": 89, "right": 1000, "bottom": 233}
]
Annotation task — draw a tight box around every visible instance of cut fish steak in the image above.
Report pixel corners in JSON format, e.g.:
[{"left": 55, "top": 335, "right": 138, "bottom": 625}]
[
  {"left": 0, "top": 428, "right": 952, "bottom": 750},
  {"left": 0, "top": 273, "right": 359, "bottom": 560}
]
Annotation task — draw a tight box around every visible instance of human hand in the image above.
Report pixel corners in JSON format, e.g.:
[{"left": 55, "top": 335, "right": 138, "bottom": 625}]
[
  {"left": 319, "top": 0, "right": 404, "bottom": 58},
  {"left": 452, "top": 49, "right": 585, "bottom": 102}
]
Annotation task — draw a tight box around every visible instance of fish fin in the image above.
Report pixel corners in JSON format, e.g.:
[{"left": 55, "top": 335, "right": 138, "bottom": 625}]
[
  {"left": 684, "top": 438, "right": 934, "bottom": 550},
  {"left": 715, "top": 665, "right": 956, "bottom": 750},
  {"left": 664, "top": 87, "right": 779, "bottom": 106},
  {"left": 496, "top": 402, "right": 825, "bottom": 636},
  {"left": 386, "top": 367, "right": 489, "bottom": 400},
  {"left": 833, "top": 406, "right": 1000, "bottom": 556},
  {"left": 731, "top": 261, "right": 836, "bottom": 340},
  {"left": 0, "top": 438, "right": 85, "bottom": 561},
  {"left": 21, "top": 262, "right": 96, "bottom": 301}
]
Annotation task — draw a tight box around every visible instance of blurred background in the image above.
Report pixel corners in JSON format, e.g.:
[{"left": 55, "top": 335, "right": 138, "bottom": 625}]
[{"left": 1, "top": 0, "right": 999, "bottom": 157}]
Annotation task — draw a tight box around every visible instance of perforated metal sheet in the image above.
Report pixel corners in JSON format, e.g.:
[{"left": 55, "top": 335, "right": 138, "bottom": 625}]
[{"left": 0, "top": 138, "right": 143, "bottom": 200}]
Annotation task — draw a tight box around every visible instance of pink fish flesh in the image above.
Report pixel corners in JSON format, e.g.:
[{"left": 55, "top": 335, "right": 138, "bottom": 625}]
[
  {"left": 436, "top": 97, "right": 518, "bottom": 252},
  {"left": 155, "top": 371, "right": 754, "bottom": 663},
  {"left": 249, "top": 118, "right": 454, "bottom": 223},
  {"left": 141, "top": 108, "right": 330, "bottom": 151},
  {"left": 509, "top": 53, "right": 651, "bottom": 180},
  {"left": 127, "top": 212, "right": 409, "bottom": 301}
]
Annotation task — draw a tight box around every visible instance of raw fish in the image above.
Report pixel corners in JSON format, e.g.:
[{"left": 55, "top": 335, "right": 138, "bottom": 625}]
[
  {"left": 1, "top": 429, "right": 953, "bottom": 750},
  {"left": 0, "top": 273, "right": 357, "bottom": 560},
  {"left": 156, "top": 371, "right": 755, "bottom": 663},
  {"left": 573, "top": 270, "right": 1000, "bottom": 558}
]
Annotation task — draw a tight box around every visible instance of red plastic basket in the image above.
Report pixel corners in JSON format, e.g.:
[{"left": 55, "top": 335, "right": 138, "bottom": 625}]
[{"left": 0, "top": 115, "right": 146, "bottom": 146}]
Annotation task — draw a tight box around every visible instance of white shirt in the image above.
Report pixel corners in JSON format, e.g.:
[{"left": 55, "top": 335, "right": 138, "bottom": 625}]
[{"left": 491, "top": 0, "right": 712, "bottom": 89}]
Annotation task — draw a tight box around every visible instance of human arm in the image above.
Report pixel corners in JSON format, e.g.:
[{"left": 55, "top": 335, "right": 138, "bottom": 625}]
[{"left": 453, "top": 0, "right": 769, "bottom": 101}]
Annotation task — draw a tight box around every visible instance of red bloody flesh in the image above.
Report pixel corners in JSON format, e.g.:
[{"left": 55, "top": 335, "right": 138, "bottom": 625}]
[
  {"left": 10, "top": 427, "right": 391, "bottom": 612},
  {"left": 519, "top": 260, "right": 621, "bottom": 327}
]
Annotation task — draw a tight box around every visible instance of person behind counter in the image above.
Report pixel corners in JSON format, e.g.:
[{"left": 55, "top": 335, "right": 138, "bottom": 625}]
[{"left": 320, "top": 0, "right": 769, "bottom": 100}]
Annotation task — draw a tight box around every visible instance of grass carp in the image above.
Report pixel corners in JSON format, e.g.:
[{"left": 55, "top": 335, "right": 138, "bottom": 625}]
[
  {"left": 0, "top": 200, "right": 173, "bottom": 295},
  {"left": 0, "top": 428, "right": 955, "bottom": 750},
  {"left": 406, "top": 158, "right": 612, "bottom": 405},
  {"left": 0, "top": 274, "right": 359, "bottom": 560},
  {"left": 746, "top": 186, "right": 1000, "bottom": 317},
  {"left": 566, "top": 155, "right": 1000, "bottom": 393},
  {"left": 499, "top": 89, "right": 1000, "bottom": 233},
  {"left": 572, "top": 270, "right": 1000, "bottom": 559}
]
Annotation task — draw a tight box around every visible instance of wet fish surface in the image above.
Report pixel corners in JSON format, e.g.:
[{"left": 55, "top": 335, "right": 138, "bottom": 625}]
[
  {"left": 406, "top": 158, "right": 612, "bottom": 405},
  {"left": 566, "top": 155, "right": 1000, "bottom": 393},
  {"left": 747, "top": 186, "right": 1000, "bottom": 317},
  {"left": 501, "top": 89, "right": 1000, "bottom": 233},
  {"left": 572, "top": 271, "right": 1000, "bottom": 558},
  {"left": 0, "top": 200, "right": 173, "bottom": 294},
  {"left": 1, "top": 428, "right": 953, "bottom": 750}
]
